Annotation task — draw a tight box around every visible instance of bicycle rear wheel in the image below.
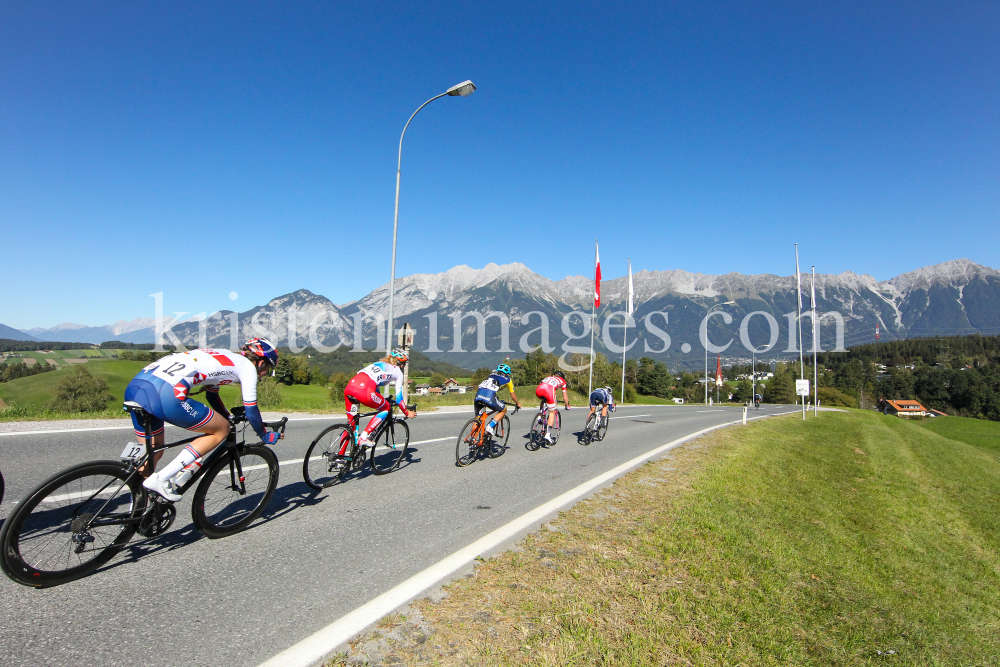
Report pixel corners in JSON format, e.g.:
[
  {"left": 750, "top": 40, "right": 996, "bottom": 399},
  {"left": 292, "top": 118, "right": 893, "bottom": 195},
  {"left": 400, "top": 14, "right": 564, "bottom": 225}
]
[
  {"left": 582, "top": 413, "right": 597, "bottom": 445},
  {"left": 597, "top": 414, "right": 609, "bottom": 441},
  {"left": 527, "top": 413, "right": 545, "bottom": 451},
  {"left": 192, "top": 446, "right": 278, "bottom": 539},
  {"left": 456, "top": 418, "right": 482, "bottom": 466},
  {"left": 488, "top": 415, "right": 511, "bottom": 458},
  {"left": 303, "top": 424, "right": 351, "bottom": 490},
  {"left": 0, "top": 461, "right": 142, "bottom": 587},
  {"left": 370, "top": 418, "right": 409, "bottom": 474}
]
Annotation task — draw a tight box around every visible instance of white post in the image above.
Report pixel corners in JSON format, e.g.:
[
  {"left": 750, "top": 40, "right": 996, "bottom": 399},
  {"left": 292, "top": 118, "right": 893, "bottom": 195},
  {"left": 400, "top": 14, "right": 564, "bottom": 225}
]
[
  {"left": 812, "top": 266, "right": 818, "bottom": 417},
  {"left": 743, "top": 405, "right": 747, "bottom": 425},
  {"left": 795, "top": 243, "right": 805, "bottom": 421}
]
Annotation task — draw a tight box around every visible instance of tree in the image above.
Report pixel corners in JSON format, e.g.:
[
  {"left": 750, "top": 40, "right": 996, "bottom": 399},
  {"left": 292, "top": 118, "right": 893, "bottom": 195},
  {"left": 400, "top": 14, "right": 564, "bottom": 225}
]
[
  {"left": 50, "top": 366, "right": 114, "bottom": 413},
  {"left": 470, "top": 367, "right": 491, "bottom": 386},
  {"left": 328, "top": 372, "right": 350, "bottom": 405},
  {"left": 311, "top": 367, "right": 328, "bottom": 386},
  {"left": 429, "top": 372, "right": 448, "bottom": 387}
]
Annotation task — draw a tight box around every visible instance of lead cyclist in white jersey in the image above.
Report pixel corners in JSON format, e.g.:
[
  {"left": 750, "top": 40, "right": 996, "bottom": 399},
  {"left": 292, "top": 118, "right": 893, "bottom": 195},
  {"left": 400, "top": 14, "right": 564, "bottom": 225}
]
[{"left": 123, "top": 337, "right": 282, "bottom": 502}]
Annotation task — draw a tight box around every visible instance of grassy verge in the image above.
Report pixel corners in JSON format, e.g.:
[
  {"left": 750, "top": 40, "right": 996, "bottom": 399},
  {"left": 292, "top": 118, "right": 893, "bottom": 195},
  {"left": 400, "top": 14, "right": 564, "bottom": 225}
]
[{"left": 332, "top": 410, "right": 1000, "bottom": 666}]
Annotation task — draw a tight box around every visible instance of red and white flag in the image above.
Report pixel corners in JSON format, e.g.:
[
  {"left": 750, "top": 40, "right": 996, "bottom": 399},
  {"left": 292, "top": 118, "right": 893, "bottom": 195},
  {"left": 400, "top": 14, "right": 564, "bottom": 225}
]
[
  {"left": 715, "top": 356, "right": 723, "bottom": 387},
  {"left": 594, "top": 241, "right": 602, "bottom": 308}
]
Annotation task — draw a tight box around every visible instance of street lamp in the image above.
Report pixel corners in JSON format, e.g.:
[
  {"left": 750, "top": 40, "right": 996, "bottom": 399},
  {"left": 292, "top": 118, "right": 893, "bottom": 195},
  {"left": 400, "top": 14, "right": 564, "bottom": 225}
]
[
  {"left": 703, "top": 301, "right": 735, "bottom": 405},
  {"left": 386, "top": 80, "right": 477, "bottom": 349}
]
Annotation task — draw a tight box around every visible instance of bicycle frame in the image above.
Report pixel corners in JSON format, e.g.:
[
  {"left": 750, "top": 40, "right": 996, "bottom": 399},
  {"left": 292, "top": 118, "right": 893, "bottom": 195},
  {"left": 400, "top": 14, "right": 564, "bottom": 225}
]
[{"left": 343, "top": 400, "right": 413, "bottom": 457}]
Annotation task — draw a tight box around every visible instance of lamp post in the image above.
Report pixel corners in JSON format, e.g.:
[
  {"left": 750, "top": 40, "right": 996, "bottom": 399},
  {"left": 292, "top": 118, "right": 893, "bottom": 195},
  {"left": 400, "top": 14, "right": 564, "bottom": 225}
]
[
  {"left": 703, "top": 301, "right": 735, "bottom": 405},
  {"left": 386, "top": 80, "right": 476, "bottom": 349}
]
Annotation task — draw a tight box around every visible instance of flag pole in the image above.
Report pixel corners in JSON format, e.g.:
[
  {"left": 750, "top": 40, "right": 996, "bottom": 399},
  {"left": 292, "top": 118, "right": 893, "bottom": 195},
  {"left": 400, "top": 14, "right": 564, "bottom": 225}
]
[
  {"left": 795, "top": 243, "right": 805, "bottom": 421},
  {"left": 588, "top": 240, "right": 598, "bottom": 396},
  {"left": 621, "top": 258, "right": 631, "bottom": 404}
]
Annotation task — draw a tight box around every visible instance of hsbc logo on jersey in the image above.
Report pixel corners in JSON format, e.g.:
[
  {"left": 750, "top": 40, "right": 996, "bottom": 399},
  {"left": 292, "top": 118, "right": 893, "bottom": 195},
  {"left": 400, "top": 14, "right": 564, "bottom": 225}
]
[{"left": 173, "top": 383, "right": 189, "bottom": 400}]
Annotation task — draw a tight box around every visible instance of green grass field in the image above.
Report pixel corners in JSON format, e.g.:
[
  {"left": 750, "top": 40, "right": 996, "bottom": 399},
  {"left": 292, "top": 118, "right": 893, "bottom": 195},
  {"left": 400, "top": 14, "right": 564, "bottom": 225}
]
[
  {"left": 917, "top": 414, "right": 1000, "bottom": 453},
  {"left": 343, "top": 409, "right": 1000, "bottom": 666}
]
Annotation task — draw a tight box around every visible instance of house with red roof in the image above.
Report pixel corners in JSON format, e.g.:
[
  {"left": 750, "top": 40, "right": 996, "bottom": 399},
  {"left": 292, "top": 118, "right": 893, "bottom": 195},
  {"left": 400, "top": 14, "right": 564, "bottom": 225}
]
[{"left": 877, "top": 399, "right": 928, "bottom": 418}]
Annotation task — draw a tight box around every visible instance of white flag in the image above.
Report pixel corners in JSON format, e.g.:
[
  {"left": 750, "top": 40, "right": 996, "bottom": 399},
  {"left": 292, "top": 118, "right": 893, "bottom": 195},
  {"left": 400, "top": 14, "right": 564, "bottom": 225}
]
[{"left": 627, "top": 259, "right": 634, "bottom": 316}]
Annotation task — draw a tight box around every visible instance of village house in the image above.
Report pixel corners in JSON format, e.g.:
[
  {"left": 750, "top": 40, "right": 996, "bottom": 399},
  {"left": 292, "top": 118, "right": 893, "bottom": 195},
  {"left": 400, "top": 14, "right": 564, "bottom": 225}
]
[{"left": 877, "top": 399, "right": 928, "bottom": 418}]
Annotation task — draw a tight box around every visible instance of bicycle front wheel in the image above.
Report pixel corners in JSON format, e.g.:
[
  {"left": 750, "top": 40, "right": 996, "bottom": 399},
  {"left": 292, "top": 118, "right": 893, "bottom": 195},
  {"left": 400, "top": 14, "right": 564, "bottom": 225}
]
[
  {"left": 303, "top": 424, "right": 351, "bottom": 490},
  {"left": 456, "top": 418, "right": 482, "bottom": 467},
  {"left": 0, "top": 461, "right": 142, "bottom": 587},
  {"left": 192, "top": 446, "right": 278, "bottom": 539},
  {"left": 370, "top": 418, "right": 409, "bottom": 475},
  {"left": 488, "top": 415, "right": 511, "bottom": 458}
]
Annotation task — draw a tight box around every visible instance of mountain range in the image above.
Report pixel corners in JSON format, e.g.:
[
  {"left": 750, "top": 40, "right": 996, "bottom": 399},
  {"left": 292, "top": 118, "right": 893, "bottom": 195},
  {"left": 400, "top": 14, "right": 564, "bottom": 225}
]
[{"left": 5, "top": 259, "right": 999, "bottom": 369}]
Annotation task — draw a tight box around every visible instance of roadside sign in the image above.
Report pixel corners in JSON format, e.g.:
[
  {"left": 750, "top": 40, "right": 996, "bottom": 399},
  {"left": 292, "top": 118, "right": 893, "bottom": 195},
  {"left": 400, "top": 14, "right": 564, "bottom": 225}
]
[
  {"left": 795, "top": 379, "right": 810, "bottom": 396},
  {"left": 397, "top": 323, "right": 414, "bottom": 348}
]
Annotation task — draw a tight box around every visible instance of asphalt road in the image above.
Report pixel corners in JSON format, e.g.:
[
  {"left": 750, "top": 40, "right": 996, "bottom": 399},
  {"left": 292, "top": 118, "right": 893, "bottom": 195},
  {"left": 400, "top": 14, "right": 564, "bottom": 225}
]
[{"left": 0, "top": 403, "right": 794, "bottom": 667}]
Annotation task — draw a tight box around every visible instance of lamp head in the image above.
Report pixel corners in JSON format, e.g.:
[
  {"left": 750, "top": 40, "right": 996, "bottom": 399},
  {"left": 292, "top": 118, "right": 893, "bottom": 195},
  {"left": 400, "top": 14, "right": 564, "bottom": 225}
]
[{"left": 446, "top": 80, "right": 477, "bottom": 97}]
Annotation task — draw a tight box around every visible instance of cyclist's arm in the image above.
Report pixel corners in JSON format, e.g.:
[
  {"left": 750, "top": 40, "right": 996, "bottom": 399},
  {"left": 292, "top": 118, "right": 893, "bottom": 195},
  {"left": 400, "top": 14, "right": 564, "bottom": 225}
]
[
  {"left": 505, "top": 382, "right": 522, "bottom": 408},
  {"left": 562, "top": 386, "right": 571, "bottom": 408},
  {"left": 390, "top": 366, "right": 414, "bottom": 418},
  {"left": 205, "top": 387, "right": 230, "bottom": 419},
  {"left": 236, "top": 361, "right": 268, "bottom": 439}
]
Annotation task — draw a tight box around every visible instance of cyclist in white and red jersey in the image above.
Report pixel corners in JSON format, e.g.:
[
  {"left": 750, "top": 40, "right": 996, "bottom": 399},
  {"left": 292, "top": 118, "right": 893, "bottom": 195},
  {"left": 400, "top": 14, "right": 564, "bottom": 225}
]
[
  {"left": 337, "top": 349, "right": 415, "bottom": 465},
  {"left": 535, "top": 370, "right": 571, "bottom": 443},
  {"left": 123, "top": 337, "right": 281, "bottom": 502}
]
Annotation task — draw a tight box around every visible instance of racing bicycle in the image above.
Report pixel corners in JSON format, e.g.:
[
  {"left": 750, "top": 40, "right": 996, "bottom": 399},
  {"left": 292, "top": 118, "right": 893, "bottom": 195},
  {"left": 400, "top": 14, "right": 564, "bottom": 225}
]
[
  {"left": 455, "top": 405, "right": 517, "bottom": 466},
  {"left": 0, "top": 402, "right": 287, "bottom": 588},
  {"left": 527, "top": 400, "right": 563, "bottom": 450},
  {"left": 302, "top": 399, "right": 414, "bottom": 489},
  {"left": 581, "top": 405, "right": 612, "bottom": 445}
]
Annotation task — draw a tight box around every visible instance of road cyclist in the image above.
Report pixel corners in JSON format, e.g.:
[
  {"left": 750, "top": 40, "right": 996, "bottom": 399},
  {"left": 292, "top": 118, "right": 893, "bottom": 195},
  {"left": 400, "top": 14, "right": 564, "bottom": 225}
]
[
  {"left": 455, "top": 363, "right": 523, "bottom": 465},
  {"left": 125, "top": 337, "right": 284, "bottom": 502},
  {"left": 582, "top": 385, "right": 616, "bottom": 445},
  {"left": 533, "top": 370, "right": 571, "bottom": 445},
  {"left": 301, "top": 349, "right": 415, "bottom": 488}
]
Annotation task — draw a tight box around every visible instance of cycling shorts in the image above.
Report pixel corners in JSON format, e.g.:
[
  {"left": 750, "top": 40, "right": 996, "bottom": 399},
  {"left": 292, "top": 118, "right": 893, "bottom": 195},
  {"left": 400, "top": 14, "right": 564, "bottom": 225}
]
[
  {"left": 535, "top": 385, "right": 557, "bottom": 410},
  {"left": 344, "top": 373, "right": 389, "bottom": 416},
  {"left": 124, "top": 377, "right": 214, "bottom": 438},
  {"left": 474, "top": 394, "right": 505, "bottom": 415},
  {"left": 589, "top": 391, "right": 610, "bottom": 408}
]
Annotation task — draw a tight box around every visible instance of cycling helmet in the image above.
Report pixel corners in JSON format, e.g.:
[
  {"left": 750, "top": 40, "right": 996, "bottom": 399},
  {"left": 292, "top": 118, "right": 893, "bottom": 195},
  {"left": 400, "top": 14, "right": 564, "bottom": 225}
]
[
  {"left": 553, "top": 370, "right": 565, "bottom": 379},
  {"left": 242, "top": 337, "right": 279, "bottom": 367},
  {"left": 496, "top": 363, "right": 511, "bottom": 375},
  {"left": 603, "top": 386, "right": 613, "bottom": 393},
  {"left": 390, "top": 348, "right": 408, "bottom": 365}
]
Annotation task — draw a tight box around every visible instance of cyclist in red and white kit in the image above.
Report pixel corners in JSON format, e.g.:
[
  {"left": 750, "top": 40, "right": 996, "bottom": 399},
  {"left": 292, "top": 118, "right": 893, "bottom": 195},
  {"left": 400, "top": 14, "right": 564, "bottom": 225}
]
[
  {"left": 123, "top": 337, "right": 282, "bottom": 502},
  {"left": 338, "top": 349, "right": 415, "bottom": 466},
  {"left": 535, "top": 370, "right": 571, "bottom": 443}
]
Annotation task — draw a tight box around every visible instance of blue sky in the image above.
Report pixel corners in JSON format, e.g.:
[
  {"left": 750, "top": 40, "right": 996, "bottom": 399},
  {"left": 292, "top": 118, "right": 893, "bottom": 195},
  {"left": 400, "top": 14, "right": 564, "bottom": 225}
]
[{"left": 1, "top": 1, "right": 997, "bottom": 329}]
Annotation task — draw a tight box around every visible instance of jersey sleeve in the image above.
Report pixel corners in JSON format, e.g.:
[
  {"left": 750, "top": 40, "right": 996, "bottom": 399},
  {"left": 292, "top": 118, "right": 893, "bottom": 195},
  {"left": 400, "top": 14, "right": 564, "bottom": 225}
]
[
  {"left": 234, "top": 357, "right": 267, "bottom": 438},
  {"left": 391, "top": 365, "right": 405, "bottom": 404}
]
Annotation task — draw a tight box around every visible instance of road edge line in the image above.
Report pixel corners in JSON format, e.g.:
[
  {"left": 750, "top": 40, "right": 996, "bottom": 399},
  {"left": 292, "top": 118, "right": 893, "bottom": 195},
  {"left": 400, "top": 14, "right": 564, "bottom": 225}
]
[{"left": 256, "top": 409, "right": 797, "bottom": 667}]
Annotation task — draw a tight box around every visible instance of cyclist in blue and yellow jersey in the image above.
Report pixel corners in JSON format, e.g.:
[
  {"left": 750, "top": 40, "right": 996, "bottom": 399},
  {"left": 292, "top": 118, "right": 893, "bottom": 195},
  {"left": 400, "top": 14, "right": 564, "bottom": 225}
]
[
  {"left": 475, "top": 364, "right": 523, "bottom": 437},
  {"left": 588, "top": 385, "right": 617, "bottom": 423},
  {"left": 123, "top": 337, "right": 282, "bottom": 502}
]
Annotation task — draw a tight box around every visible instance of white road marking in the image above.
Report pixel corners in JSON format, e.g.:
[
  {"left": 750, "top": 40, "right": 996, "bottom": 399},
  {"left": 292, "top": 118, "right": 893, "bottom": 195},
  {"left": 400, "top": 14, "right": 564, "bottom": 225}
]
[
  {"left": 255, "top": 410, "right": 799, "bottom": 667},
  {"left": 608, "top": 414, "right": 651, "bottom": 420}
]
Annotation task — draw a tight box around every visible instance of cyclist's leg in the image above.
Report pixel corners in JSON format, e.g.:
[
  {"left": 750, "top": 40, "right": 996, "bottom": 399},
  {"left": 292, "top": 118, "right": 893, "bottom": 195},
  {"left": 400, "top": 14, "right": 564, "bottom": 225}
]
[
  {"left": 150, "top": 386, "right": 229, "bottom": 482},
  {"left": 124, "top": 378, "right": 167, "bottom": 475}
]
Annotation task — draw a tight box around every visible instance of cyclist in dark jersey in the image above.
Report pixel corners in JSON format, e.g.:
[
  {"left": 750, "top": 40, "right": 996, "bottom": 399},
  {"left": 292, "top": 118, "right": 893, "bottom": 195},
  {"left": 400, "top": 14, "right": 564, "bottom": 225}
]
[
  {"left": 474, "top": 364, "right": 522, "bottom": 437},
  {"left": 588, "top": 385, "right": 617, "bottom": 423}
]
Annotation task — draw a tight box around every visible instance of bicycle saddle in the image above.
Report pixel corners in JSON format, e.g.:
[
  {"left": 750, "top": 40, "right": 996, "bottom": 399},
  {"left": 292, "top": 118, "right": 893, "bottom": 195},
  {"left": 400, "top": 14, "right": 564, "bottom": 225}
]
[{"left": 123, "top": 401, "right": 148, "bottom": 418}]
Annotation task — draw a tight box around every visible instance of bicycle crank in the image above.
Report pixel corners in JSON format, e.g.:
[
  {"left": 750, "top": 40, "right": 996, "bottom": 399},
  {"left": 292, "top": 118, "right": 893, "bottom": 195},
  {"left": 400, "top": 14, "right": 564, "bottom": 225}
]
[{"left": 137, "top": 503, "right": 177, "bottom": 538}]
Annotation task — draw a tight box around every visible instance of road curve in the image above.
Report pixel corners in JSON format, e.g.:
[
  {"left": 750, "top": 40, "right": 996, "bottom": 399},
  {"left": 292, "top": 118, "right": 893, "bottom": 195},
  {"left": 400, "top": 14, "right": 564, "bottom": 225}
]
[{"left": 0, "top": 404, "right": 793, "bottom": 667}]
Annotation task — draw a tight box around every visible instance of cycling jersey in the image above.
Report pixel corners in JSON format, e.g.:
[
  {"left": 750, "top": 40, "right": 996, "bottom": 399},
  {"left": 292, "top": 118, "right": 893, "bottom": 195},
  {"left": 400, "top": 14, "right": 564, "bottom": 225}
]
[
  {"left": 126, "top": 348, "right": 266, "bottom": 438},
  {"left": 589, "top": 388, "right": 615, "bottom": 408},
  {"left": 356, "top": 362, "right": 405, "bottom": 404},
  {"left": 536, "top": 375, "right": 567, "bottom": 409},
  {"left": 475, "top": 372, "right": 513, "bottom": 414}
]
